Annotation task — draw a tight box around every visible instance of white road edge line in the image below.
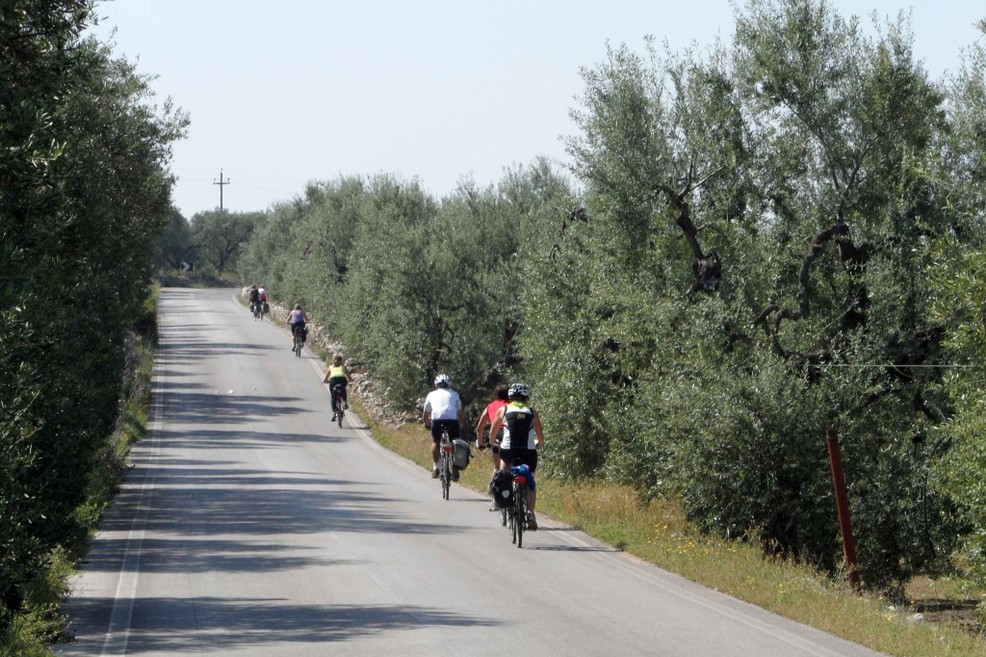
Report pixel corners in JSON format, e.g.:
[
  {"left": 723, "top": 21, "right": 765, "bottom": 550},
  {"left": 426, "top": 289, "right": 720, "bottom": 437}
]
[{"left": 99, "top": 365, "right": 163, "bottom": 656}]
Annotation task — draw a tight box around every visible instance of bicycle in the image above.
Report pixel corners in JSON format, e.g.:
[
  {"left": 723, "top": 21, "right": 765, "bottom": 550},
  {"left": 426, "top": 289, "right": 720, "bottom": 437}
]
[
  {"left": 483, "top": 442, "right": 509, "bottom": 525},
  {"left": 330, "top": 384, "right": 345, "bottom": 428},
  {"left": 292, "top": 325, "right": 305, "bottom": 357},
  {"left": 438, "top": 428, "right": 454, "bottom": 500},
  {"left": 507, "top": 462, "right": 531, "bottom": 548},
  {"left": 252, "top": 302, "right": 262, "bottom": 320}
]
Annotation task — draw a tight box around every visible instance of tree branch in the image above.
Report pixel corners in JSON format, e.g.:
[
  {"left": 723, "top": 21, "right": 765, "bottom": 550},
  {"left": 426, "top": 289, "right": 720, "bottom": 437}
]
[
  {"left": 756, "top": 220, "right": 850, "bottom": 356},
  {"left": 651, "top": 165, "right": 725, "bottom": 296}
]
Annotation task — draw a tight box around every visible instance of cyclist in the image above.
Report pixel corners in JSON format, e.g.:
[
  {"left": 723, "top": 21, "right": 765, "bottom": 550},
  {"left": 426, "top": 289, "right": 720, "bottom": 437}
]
[
  {"left": 248, "top": 285, "right": 260, "bottom": 313},
  {"left": 476, "top": 384, "right": 509, "bottom": 507},
  {"left": 422, "top": 374, "right": 463, "bottom": 480},
  {"left": 322, "top": 353, "right": 350, "bottom": 420},
  {"left": 488, "top": 383, "right": 544, "bottom": 530},
  {"left": 257, "top": 285, "right": 269, "bottom": 315},
  {"left": 286, "top": 304, "right": 307, "bottom": 349}
]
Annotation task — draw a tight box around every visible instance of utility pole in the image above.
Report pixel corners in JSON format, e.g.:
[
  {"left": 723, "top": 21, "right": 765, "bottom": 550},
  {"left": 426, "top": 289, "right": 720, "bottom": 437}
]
[
  {"left": 213, "top": 169, "right": 230, "bottom": 211},
  {"left": 826, "top": 428, "right": 863, "bottom": 593}
]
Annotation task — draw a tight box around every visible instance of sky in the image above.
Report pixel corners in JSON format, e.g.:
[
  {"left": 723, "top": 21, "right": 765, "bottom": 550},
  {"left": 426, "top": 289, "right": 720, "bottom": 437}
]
[{"left": 86, "top": 1, "right": 985, "bottom": 218}]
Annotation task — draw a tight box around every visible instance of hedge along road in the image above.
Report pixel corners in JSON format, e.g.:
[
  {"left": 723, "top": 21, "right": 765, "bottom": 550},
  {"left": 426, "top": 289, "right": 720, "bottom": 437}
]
[{"left": 58, "top": 287, "right": 889, "bottom": 657}]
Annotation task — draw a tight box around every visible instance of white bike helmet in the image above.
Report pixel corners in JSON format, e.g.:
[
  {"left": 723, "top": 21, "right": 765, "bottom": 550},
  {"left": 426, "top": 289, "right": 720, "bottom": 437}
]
[
  {"left": 508, "top": 383, "right": 530, "bottom": 400},
  {"left": 434, "top": 373, "right": 451, "bottom": 388}
]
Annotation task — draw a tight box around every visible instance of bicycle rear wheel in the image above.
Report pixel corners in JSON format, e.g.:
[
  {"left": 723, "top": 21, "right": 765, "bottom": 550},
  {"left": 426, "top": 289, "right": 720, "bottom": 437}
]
[
  {"left": 440, "top": 453, "right": 451, "bottom": 500},
  {"left": 514, "top": 484, "right": 527, "bottom": 548}
]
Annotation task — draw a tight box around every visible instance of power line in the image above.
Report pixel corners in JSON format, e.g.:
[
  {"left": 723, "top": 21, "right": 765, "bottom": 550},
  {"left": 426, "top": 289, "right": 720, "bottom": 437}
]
[{"left": 812, "top": 363, "right": 980, "bottom": 369}]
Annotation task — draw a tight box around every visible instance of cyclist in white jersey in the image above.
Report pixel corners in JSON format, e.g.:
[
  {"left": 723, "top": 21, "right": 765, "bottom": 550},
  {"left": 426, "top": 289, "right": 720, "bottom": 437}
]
[{"left": 422, "top": 374, "right": 463, "bottom": 479}]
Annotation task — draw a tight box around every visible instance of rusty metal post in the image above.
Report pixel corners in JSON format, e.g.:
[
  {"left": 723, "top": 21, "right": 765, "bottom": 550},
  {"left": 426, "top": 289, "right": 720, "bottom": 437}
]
[{"left": 826, "top": 428, "right": 863, "bottom": 593}]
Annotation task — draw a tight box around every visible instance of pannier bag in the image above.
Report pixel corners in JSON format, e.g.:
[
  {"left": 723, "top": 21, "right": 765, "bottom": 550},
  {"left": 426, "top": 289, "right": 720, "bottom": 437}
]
[
  {"left": 491, "top": 469, "right": 514, "bottom": 508},
  {"left": 263, "top": 301, "right": 269, "bottom": 313},
  {"left": 452, "top": 439, "right": 471, "bottom": 470}
]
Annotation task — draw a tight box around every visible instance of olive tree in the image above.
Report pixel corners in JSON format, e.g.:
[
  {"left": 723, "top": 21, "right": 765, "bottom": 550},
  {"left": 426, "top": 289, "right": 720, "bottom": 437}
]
[{"left": 528, "top": 0, "right": 965, "bottom": 591}]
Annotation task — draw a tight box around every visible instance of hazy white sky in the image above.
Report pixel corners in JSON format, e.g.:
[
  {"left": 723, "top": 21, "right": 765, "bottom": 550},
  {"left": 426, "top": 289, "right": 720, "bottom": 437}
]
[{"left": 87, "top": 1, "right": 984, "bottom": 218}]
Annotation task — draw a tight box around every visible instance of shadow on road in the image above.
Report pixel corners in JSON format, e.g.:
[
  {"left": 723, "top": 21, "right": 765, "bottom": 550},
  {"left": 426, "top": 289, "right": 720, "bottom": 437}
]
[
  {"left": 65, "top": 599, "right": 501, "bottom": 653},
  {"left": 156, "top": 391, "right": 310, "bottom": 425}
]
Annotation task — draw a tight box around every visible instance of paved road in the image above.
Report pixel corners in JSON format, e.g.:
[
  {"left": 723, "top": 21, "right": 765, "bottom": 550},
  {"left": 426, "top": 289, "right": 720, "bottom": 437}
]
[{"left": 59, "top": 288, "right": 887, "bottom": 656}]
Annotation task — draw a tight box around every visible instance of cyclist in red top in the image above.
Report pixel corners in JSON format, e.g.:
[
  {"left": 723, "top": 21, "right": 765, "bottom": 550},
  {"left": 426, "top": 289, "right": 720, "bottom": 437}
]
[
  {"left": 476, "top": 384, "right": 509, "bottom": 508},
  {"left": 476, "top": 384, "right": 508, "bottom": 461}
]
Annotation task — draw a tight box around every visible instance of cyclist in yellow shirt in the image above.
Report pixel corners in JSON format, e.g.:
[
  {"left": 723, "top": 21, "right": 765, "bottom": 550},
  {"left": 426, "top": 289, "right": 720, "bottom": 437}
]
[{"left": 322, "top": 354, "right": 350, "bottom": 420}]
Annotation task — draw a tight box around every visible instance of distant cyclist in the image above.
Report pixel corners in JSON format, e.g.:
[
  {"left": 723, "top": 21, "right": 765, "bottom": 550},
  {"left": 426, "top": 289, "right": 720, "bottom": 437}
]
[
  {"left": 286, "top": 304, "right": 307, "bottom": 349},
  {"left": 476, "top": 384, "right": 509, "bottom": 504},
  {"left": 422, "top": 374, "right": 463, "bottom": 479},
  {"left": 322, "top": 353, "right": 350, "bottom": 420},
  {"left": 248, "top": 285, "right": 260, "bottom": 313},
  {"left": 488, "top": 383, "right": 544, "bottom": 529},
  {"left": 257, "top": 285, "right": 269, "bottom": 314}
]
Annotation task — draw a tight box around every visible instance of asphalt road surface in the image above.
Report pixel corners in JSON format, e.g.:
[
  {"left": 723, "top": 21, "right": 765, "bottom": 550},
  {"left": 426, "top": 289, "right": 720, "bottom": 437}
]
[{"left": 58, "top": 287, "right": 888, "bottom": 657}]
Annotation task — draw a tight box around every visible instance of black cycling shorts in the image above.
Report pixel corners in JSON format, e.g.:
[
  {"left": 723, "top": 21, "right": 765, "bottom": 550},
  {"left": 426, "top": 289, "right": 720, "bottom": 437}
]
[
  {"left": 499, "top": 447, "right": 537, "bottom": 473},
  {"left": 430, "top": 419, "right": 460, "bottom": 442}
]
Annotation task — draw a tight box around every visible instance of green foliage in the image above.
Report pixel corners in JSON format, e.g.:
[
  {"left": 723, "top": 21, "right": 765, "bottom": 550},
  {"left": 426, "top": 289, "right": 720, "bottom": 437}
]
[
  {"left": 153, "top": 207, "right": 193, "bottom": 272},
  {"left": 929, "top": 240, "right": 986, "bottom": 583},
  {"left": 189, "top": 209, "right": 265, "bottom": 275},
  {"left": 0, "top": 0, "right": 186, "bottom": 639},
  {"left": 526, "top": 0, "right": 968, "bottom": 591},
  {"left": 241, "top": 166, "right": 573, "bottom": 416},
  {"left": 922, "top": 40, "right": 986, "bottom": 585}
]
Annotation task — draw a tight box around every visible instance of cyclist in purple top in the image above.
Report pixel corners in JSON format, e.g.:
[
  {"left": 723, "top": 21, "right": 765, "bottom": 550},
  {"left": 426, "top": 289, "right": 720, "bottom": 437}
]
[{"left": 286, "top": 304, "right": 307, "bottom": 348}]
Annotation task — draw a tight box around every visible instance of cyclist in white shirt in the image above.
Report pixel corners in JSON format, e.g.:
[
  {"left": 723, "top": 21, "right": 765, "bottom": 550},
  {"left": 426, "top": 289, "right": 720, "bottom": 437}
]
[{"left": 422, "top": 374, "right": 463, "bottom": 479}]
